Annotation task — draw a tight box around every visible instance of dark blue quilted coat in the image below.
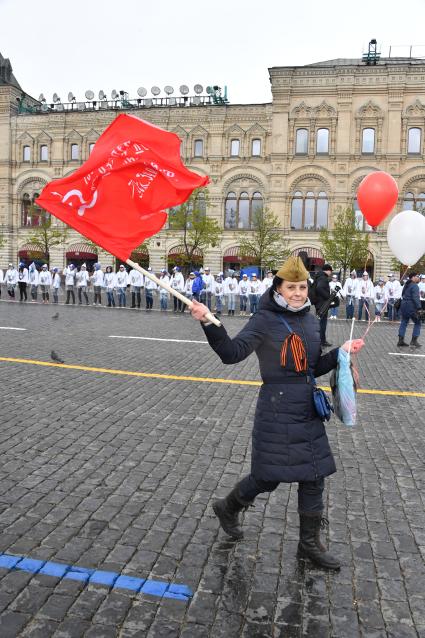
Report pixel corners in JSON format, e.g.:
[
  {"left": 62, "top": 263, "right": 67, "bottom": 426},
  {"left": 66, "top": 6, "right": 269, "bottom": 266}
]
[{"left": 202, "top": 288, "right": 339, "bottom": 483}]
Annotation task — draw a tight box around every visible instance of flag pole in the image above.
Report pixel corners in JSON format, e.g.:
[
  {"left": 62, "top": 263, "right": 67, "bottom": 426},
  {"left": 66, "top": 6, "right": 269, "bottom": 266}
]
[{"left": 125, "top": 259, "right": 221, "bottom": 327}]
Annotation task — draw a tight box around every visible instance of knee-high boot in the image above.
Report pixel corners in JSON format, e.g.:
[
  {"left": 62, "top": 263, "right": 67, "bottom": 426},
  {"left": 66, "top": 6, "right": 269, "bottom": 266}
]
[
  {"left": 297, "top": 512, "right": 340, "bottom": 570},
  {"left": 212, "top": 483, "right": 253, "bottom": 540}
]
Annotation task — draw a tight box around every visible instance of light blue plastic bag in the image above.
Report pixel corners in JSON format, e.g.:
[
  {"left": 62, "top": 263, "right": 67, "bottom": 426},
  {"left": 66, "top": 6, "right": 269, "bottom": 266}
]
[{"left": 329, "top": 348, "right": 357, "bottom": 427}]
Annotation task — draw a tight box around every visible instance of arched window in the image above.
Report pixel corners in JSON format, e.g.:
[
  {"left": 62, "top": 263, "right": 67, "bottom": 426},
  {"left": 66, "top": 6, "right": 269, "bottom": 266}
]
[
  {"left": 417, "top": 193, "right": 425, "bottom": 214},
  {"left": 251, "top": 139, "right": 261, "bottom": 156},
  {"left": 316, "top": 128, "right": 329, "bottom": 154},
  {"left": 194, "top": 139, "right": 203, "bottom": 157},
  {"left": 290, "top": 191, "right": 329, "bottom": 230},
  {"left": 224, "top": 191, "right": 264, "bottom": 229},
  {"left": 403, "top": 192, "right": 415, "bottom": 210},
  {"left": 353, "top": 198, "right": 372, "bottom": 231},
  {"left": 21, "top": 191, "right": 47, "bottom": 227},
  {"left": 408, "top": 128, "right": 422, "bottom": 154},
  {"left": 40, "top": 145, "right": 48, "bottom": 161},
  {"left": 295, "top": 129, "right": 308, "bottom": 154},
  {"left": 362, "top": 128, "right": 375, "bottom": 154},
  {"left": 230, "top": 139, "right": 240, "bottom": 156},
  {"left": 23, "top": 145, "right": 31, "bottom": 162},
  {"left": 89, "top": 143, "right": 95, "bottom": 155},
  {"left": 195, "top": 191, "right": 206, "bottom": 216},
  {"left": 402, "top": 191, "right": 425, "bottom": 214},
  {"left": 71, "top": 143, "right": 79, "bottom": 160}
]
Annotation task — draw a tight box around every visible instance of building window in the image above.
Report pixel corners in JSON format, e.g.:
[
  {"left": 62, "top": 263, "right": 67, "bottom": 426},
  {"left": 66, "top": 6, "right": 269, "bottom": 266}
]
[
  {"left": 194, "top": 139, "right": 203, "bottom": 157},
  {"left": 290, "top": 191, "right": 328, "bottom": 230},
  {"left": 40, "top": 145, "right": 48, "bottom": 162},
  {"left": 224, "top": 191, "right": 264, "bottom": 229},
  {"left": 251, "top": 139, "right": 261, "bottom": 156},
  {"left": 362, "top": 128, "right": 375, "bottom": 154},
  {"left": 230, "top": 139, "right": 240, "bottom": 156},
  {"left": 21, "top": 192, "right": 46, "bottom": 227},
  {"left": 353, "top": 198, "right": 372, "bottom": 231},
  {"left": 402, "top": 191, "right": 425, "bottom": 213},
  {"left": 23, "top": 145, "right": 31, "bottom": 162},
  {"left": 71, "top": 144, "right": 79, "bottom": 160},
  {"left": 316, "top": 128, "right": 329, "bottom": 154},
  {"left": 89, "top": 143, "right": 95, "bottom": 155},
  {"left": 295, "top": 129, "right": 308, "bottom": 154},
  {"left": 407, "top": 128, "right": 421, "bottom": 154}
]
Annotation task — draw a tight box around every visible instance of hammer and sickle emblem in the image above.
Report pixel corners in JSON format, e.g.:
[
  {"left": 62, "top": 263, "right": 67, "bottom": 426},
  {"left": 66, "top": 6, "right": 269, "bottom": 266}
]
[{"left": 53, "top": 189, "right": 98, "bottom": 217}]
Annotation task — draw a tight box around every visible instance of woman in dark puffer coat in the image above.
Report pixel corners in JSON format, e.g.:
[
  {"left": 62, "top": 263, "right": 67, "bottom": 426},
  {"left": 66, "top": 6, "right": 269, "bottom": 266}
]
[{"left": 190, "top": 256, "right": 364, "bottom": 570}]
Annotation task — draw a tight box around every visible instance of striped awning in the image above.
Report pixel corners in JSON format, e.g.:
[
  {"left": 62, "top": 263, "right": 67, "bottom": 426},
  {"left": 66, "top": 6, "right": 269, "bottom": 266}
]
[
  {"left": 223, "top": 245, "right": 254, "bottom": 263},
  {"left": 18, "top": 243, "right": 46, "bottom": 258},
  {"left": 66, "top": 243, "right": 98, "bottom": 259},
  {"left": 291, "top": 247, "right": 323, "bottom": 259},
  {"left": 168, "top": 244, "right": 203, "bottom": 258}
]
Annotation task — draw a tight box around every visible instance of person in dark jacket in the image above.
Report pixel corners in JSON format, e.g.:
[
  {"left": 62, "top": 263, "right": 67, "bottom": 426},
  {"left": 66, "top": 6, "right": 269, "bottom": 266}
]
[
  {"left": 314, "top": 264, "right": 333, "bottom": 347},
  {"left": 191, "top": 256, "right": 364, "bottom": 570},
  {"left": 397, "top": 272, "right": 422, "bottom": 348}
]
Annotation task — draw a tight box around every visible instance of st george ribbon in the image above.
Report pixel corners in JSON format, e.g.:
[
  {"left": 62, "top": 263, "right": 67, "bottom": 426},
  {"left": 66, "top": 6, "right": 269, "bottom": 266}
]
[{"left": 36, "top": 114, "right": 209, "bottom": 261}]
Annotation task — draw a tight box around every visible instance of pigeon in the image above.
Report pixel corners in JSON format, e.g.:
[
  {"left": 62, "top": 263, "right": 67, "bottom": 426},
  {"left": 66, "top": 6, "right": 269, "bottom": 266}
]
[
  {"left": 50, "top": 350, "right": 65, "bottom": 364},
  {"left": 51, "top": 312, "right": 59, "bottom": 320}
]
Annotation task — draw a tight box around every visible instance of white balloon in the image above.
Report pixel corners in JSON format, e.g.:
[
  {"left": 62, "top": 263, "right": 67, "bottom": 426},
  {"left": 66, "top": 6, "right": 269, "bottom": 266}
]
[{"left": 387, "top": 210, "right": 425, "bottom": 266}]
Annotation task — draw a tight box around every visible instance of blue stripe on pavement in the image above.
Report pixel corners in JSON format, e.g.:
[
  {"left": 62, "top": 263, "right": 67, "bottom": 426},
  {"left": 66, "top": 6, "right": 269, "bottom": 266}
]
[{"left": 0, "top": 553, "right": 192, "bottom": 601}]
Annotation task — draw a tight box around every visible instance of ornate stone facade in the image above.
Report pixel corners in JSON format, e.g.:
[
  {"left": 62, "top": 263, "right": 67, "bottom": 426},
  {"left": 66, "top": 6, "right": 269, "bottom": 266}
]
[{"left": 2, "top": 54, "right": 425, "bottom": 275}]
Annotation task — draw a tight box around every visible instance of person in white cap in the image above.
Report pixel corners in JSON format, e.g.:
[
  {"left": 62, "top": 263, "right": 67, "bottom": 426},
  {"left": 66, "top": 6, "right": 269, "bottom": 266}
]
[
  {"left": 183, "top": 272, "right": 195, "bottom": 312},
  {"left": 214, "top": 272, "right": 224, "bottom": 316},
  {"left": 76, "top": 263, "right": 90, "bottom": 305},
  {"left": 170, "top": 266, "right": 185, "bottom": 312},
  {"left": 385, "top": 273, "right": 402, "bottom": 321},
  {"left": 129, "top": 264, "right": 143, "bottom": 309},
  {"left": 374, "top": 278, "right": 387, "bottom": 322},
  {"left": 39, "top": 264, "right": 52, "bottom": 303},
  {"left": 202, "top": 267, "right": 215, "bottom": 310},
  {"left": 28, "top": 262, "right": 39, "bottom": 301},
  {"left": 357, "top": 272, "right": 374, "bottom": 321},
  {"left": 238, "top": 274, "right": 250, "bottom": 316},
  {"left": 116, "top": 264, "right": 129, "bottom": 307},
  {"left": 329, "top": 274, "right": 342, "bottom": 319},
  {"left": 17, "top": 262, "right": 29, "bottom": 302},
  {"left": 419, "top": 274, "right": 425, "bottom": 322},
  {"left": 262, "top": 271, "right": 274, "bottom": 293},
  {"left": 249, "top": 273, "right": 261, "bottom": 315},
  {"left": 91, "top": 263, "right": 104, "bottom": 305},
  {"left": 224, "top": 271, "right": 237, "bottom": 316},
  {"left": 144, "top": 267, "right": 157, "bottom": 310},
  {"left": 342, "top": 270, "right": 358, "bottom": 320},
  {"left": 51, "top": 268, "right": 61, "bottom": 304},
  {"left": 159, "top": 269, "right": 170, "bottom": 311},
  {"left": 63, "top": 263, "right": 77, "bottom": 304},
  {"left": 104, "top": 266, "right": 116, "bottom": 307}
]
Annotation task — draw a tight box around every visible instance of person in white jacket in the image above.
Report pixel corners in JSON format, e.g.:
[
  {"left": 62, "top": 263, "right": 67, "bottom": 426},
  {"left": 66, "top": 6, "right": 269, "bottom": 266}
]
[
  {"left": 249, "top": 274, "right": 261, "bottom": 315},
  {"left": 5, "top": 263, "right": 18, "bottom": 299},
  {"left": 129, "top": 266, "right": 143, "bottom": 309},
  {"left": 183, "top": 272, "right": 195, "bottom": 312},
  {"left": 224, "top": 271, "right": 238, "bottom": 316},
  {"left": 144, "top": 267, "right": 157, "bottom": 310},
  {"left": 158, "top": 269, "right": 170, "bottom": 311},
  {"left": 238, "top": 274, "right": 250, "bottom": 316},
  {"left": 342, "top": 270, "right": 358, "bottom": 320},
  {"left": 202, "top": 267, "right": 215, "bottom": 310},
  {"left": 115, "top": 265, "right": 129, "bottom": 307},
  {"left": 170, "top": 266, "right": 185, "bottom": 312},
  {"left": 63, "top": 264, "right": 77, "bottom": 304},
  {"left": 329, "top": 274, "right": 343, "bottom": 319},
  {"left": 357, "top": 271, "right": 374, "bottom": 321},
  {"left": 51, "top": 267, "right": 61, "bottom": 304},
  {"left": 76, "top": 263, "right": 90, "bottom": 305},
  {"left": 374, "top": 278, "right": 387, "bottom": 321},
  {"left": 385, "top": 274, "right": 402, "bottom": 322},
  {"left": 0, "top": 266, "right": 3, "bottom": 298},
  {"left": 39, "top": 264, "right": 52, "bottom": 303},
  {"left": 28, "top": 262, "right": 39, "bottom": 301},
  {"left": 214, "top": 272, "right": 224, "bottom": 316},
  {"left": 262, "top": 271, "right": 274, "bottom": 293},
  {"left": 104, "top": 266, "right": 116, "bottom": 307},
  {"left": 91, "top": 263, "right": 104, "bottom": 305},
  {"left": 17, "top": 262, "right": 29, "bottom": 302},
  {"left": 419, "top": 274, "right": 425, "bottom": 323}
]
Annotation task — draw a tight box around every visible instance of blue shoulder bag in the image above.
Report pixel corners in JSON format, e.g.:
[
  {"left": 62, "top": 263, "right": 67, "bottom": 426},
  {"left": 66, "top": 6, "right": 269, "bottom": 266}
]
[{"left": 279, "top": 315, "right": 334, "bottom": 422}]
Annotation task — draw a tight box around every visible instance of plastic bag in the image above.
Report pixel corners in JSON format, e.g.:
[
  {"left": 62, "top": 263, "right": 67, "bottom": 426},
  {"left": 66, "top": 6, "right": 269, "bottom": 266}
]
[{"left": 329, "top": 348, "right": 358, "bottom": 427}]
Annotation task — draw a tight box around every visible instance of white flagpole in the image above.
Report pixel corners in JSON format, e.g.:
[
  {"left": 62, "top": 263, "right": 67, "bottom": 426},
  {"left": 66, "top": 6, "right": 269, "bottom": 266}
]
[{"left": 125, "top": 259, "right": 221, "bottom": 327}]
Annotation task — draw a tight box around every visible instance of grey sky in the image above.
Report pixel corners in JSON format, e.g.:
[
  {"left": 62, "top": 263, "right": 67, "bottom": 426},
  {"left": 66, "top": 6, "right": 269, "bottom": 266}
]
[{"left": 2, "top": 0, "right": 425, "bottom": 105}]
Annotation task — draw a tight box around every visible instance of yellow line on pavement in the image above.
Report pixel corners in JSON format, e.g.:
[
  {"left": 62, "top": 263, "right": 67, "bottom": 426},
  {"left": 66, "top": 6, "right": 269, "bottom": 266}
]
[{"left": 0, "top": 356, "right": 424, "bottom": 398}]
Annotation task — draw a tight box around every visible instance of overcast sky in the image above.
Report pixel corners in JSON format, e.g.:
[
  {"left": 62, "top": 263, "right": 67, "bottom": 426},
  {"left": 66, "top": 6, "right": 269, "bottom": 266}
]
[{"left": 2, "top": 0, "right": 425, "bottom": 105}]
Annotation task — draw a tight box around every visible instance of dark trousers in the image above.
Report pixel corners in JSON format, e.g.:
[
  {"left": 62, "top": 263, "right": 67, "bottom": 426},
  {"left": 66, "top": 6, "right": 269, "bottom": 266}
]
[
  {"left": 18, "top": 282, "right": 27, "bottom": 301},
  {"left": 106, "top": 291, "right": 115, "bottom": 307},
  {"left": 319, "top": 313, "right": 328, "bottom": 344},
  {"left": 78, "top": 288, "right": 89, "bottom": 305},
  {"left": 358, "top": 298, "right": 370, "bottom": 320},
  {"left": 131, "top": 291, "right": 141, "bottom": 308},
  {"left": 173, "top": 296, "right": 182, "bottom": 312},
  {"left": 399, "top": 313, "right": 421, "bottom": 339},
  {"left": 238, "top": 474, "right": 325, "bottom": 513},
  {"left": 66, "top": 289, "right": 75, "bottom": 304},
  {"left": 145, "top": 290, "right": 153, "bottom": 309},
  {"left": 345, "top": 298, "right": 355, "bottom": 319}
]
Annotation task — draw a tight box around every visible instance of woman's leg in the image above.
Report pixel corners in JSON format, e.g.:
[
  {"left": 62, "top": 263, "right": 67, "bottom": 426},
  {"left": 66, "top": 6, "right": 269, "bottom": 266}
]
[
  {"left": 78, "top": 288, "right": 83, "bottom": 304},
  {"left": 297, "top": 479, "right": 340, "bottom": 570}
]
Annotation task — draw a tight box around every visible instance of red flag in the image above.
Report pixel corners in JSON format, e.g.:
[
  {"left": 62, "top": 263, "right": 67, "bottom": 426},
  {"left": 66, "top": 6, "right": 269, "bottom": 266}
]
[{"left": 36, "top": 114, "right": 209, "bottom": 261}]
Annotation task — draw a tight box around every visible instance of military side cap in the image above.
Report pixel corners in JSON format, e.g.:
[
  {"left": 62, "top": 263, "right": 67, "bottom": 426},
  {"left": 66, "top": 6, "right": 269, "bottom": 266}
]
[{"left": 276, "top": 256, "right": 309, "bottom": 282}]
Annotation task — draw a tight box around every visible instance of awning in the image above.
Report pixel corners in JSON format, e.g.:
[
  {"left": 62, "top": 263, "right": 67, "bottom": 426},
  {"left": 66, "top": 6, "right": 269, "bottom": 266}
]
[
  {"left": 168, "top": 244, "right": 203, "bottom": 258},
  {"left": 291, "top": 247, "right": 324, "bottom": 259},
  {"left": 18, "top": 244, "right": 46, "bottom": 258},
  {"left": 66, "top": 243, "right": 98, "bottom": 259},
  {"left": 223, "top": 245, "right": 254, "bottom": 263}
]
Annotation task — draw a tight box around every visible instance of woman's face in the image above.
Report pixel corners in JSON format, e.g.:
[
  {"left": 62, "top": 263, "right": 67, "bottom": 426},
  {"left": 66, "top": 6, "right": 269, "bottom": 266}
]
[{"left": 276, "top": 280, "right": 308, "bottom": 308}]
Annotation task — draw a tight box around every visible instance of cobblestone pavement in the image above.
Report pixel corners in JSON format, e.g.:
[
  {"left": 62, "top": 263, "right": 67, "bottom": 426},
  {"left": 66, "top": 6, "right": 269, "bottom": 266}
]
[{"left": 0, "top": 300, "right": 424, "bottom": 637}]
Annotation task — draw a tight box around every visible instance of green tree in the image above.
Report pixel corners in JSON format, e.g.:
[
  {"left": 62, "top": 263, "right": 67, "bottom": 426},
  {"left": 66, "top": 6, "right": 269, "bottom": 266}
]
[
  {"left": 168, "top": 189, "right": 221, "bottom": 272},
  {"left": 238, "top": 208, "right": 290, "bottom": 276},
  {"left": 26, "top": 209, "right": 69, "bottom": 267},
  {"left": 319, "top": 207, "right": 369, "bottom": 283}
]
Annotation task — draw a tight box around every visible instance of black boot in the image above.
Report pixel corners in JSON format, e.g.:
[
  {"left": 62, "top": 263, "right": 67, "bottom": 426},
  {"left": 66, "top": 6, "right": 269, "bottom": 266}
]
[
  {"left": 212, "top": 485, "right": 252, "bottom": 540},
  {"left": 297, "top": 512, "right": 340, "bottom": 570},
  {"left": 410, "top": 336, "right": 422, "bottom": 348},
  {"left": 397, "top": 336, "right": 409, "bottom": 347}
]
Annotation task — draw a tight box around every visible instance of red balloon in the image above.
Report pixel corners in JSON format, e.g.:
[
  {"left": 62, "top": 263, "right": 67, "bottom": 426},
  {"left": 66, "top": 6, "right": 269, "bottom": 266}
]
[{"left": 357, "top": 171, "right": 399, "bottom": 227}]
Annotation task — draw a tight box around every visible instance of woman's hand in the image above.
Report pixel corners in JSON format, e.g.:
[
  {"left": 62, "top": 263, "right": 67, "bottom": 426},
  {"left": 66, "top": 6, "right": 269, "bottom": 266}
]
[
  {"left": 341, "top": 338, "right": 365, "bottom": 354},
  {"left": 190, "top": 299, "right": 211, "bottom": 323}
]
